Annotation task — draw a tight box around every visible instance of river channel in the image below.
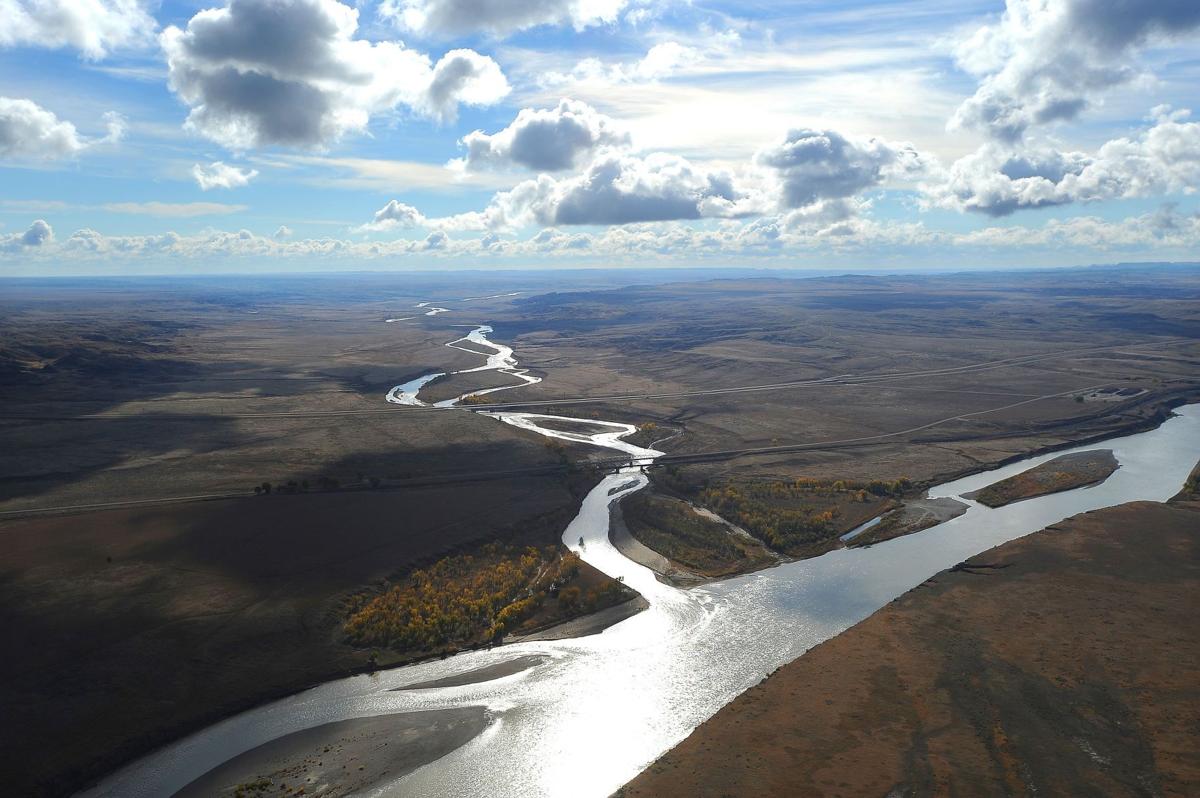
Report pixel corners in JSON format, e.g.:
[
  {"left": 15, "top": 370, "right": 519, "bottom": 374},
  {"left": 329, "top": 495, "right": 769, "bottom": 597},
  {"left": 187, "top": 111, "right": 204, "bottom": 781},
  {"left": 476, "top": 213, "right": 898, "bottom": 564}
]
[{"left": 84, "top": 311, "right": 1200, "bottom": 798}]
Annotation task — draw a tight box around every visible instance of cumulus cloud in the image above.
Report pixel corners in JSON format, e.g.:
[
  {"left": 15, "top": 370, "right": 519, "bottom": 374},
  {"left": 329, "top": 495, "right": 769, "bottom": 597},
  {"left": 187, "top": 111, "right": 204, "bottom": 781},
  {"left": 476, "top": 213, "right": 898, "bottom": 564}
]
[
  {"left": 0, "top": 98, "right": 87, "bottom": 159},
  {"left": 0, "top": 219, "right": 53, "bottom": 252},
  {"left": 193, "top": 161, "right": 259, "bottom": 190},
  {"left": 360, "top": 199, "right": 427, "bottom": 232},
  {"left": 447, "top": 151, "right": 758, "bottom": 229},
  {"left": 6, "top": 205, "right": 1199, "bottom": 265},
  {"left": 161, "top": 0, "right": 509, "bottom": 150},
  {"left": 274, "top": 225, "right": 293, "bottom": 239},
  {"left": 933, "top": 108, "right": 1200, "bottom": 215},
  {"left": 380, "top": 0, "right": 626, "bottom": 37},
  {"left": 421, "top": 49, "right": 510, "bottom": 122},
  {"left": 756, "top": 128, "right": 930, "bottom": 210},
  {"left": 951, "top": 0, "right": 1200, "bottom": 141},
  {"left": 959, "top": 204, "right": 1200, "bottom": 250},
  {"left": 425, "top": 126, "right": 931, "bottom": 233},
  {"left": 453, "top": 99, "right": 630, "bottom": 172},
  {"left": 0, "top": 98, "right": 122, "bottom": 159},
  {"left": 0, "top": 0, "right": 157, "bottom": 58}
]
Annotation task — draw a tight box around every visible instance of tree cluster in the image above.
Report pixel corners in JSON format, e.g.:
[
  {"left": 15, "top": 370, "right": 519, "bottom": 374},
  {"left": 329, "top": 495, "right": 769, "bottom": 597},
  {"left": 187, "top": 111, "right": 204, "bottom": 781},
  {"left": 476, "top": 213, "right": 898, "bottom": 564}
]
[
  {"left": 343, "top": 543, "right": 585, "bottom": 652},
  {"left": 694, "top": 476, "right": 910, "bottom": 553}
]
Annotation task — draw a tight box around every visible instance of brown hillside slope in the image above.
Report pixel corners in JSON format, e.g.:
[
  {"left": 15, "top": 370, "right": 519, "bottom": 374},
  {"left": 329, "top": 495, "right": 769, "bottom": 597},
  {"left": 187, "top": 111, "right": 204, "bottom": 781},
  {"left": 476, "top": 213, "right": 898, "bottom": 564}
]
[{"left": 619, "top": 495, "right": 1200, "bottom": 798}]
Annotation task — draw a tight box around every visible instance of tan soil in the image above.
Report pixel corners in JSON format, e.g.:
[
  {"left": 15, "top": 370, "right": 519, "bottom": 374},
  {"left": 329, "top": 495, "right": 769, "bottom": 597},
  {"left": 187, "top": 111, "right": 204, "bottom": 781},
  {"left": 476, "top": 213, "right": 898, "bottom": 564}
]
[{"left": 176, "top": 708, "right": 489, "bottom": 797}]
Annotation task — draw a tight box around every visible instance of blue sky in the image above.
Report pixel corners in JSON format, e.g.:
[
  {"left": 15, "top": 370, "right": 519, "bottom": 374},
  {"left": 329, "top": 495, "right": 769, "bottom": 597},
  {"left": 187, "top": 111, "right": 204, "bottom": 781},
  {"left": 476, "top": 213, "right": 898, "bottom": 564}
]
[{"left": 0, "top": 0, "right": 1198, "bottom": 273}]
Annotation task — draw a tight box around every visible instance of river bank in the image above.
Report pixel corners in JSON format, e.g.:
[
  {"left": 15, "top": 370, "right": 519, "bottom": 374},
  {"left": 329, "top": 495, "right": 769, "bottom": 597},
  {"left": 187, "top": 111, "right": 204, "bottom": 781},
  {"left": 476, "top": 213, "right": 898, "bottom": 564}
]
[
  {"left": 964, "top": 448, "right": 1118, "bottom": 506},
  {"left": 619, "top": 483, "right": 1200, "bottom": 797},
  {"left": 176, "top": 708, "right": 489, "bottom": 798}
]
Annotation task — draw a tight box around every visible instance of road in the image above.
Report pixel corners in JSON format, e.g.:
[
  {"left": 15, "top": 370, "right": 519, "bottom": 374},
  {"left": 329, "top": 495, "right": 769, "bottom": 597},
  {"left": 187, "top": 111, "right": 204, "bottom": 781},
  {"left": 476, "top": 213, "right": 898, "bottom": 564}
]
[{"left": 8, "top": 379, "right": 1188, "bottom": 521}]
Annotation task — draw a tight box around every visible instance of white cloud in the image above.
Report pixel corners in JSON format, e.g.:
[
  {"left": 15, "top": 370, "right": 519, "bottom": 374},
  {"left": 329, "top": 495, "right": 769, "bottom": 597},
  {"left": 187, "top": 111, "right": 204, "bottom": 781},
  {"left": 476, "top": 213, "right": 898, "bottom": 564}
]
[
  {"left": 4, "top": 204, "right": 1198, "bottom": 267},
  {"left": 0, "top": 98, "right": 122, "bottom": 159},
  {"left": 101, "top": 201, "right": 249, "bottom": 217},
  {"left": 0, "top": 97, "right": 86, "bottom": 159},
  {"left": 932, "top": 108, "right": 1200, "bottom": 215},
  {"left": 958, "top": 204, "right": 1200, "bottom": 250},
  {"left": 380, "top": 0, "right": 627, "bottom": 37},
  {"left": 193, "top": 161, "right": 259, "bottom": 190},
  {"left": 453, "top": 99, "right": 630, "bottom": 172},
  {"left": 0, "top": 0, "right": 157, "bottom": 59},
  {"left": 0, "top": 219, "right": 53, "bottom": 252},
  {"left": 274, "top": 225, "right": 293, "bottom": 239},
  {"left": 446, "top": 150, "right": 759, "bottom": 229},
  {"left": 161, "top": 0, "right": 509, "bottom": 150},
  {"left": 756, "top": 127, "right": 930, "bottom": 210},
  {"left": 360, "top": 199, "right": 426, "bottom": 232},
  {"left": 951, "top": 0, "right": 1200, "bottom": 141},
  {"left": 421, "top": 49, "right": 510, "bottom": 122},
  {"left": 415, "top": 125, "right": 933, "bottom": 234}
]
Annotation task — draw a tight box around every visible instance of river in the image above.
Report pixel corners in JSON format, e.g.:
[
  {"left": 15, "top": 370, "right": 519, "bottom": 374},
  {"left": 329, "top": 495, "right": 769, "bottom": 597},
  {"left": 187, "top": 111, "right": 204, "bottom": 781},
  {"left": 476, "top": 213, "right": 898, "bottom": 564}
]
[{"left": 83, "top": 316, "right": 1200, "bottom": 798}]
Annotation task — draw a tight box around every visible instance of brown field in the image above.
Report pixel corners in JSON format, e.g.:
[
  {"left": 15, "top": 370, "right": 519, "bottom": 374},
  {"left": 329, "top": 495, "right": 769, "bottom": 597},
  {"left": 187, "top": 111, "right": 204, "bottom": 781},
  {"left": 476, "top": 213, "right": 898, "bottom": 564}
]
[
  {"left": 620, "top": 491, "right": 1200, "bottom": 798},
  {"left": 478, "top": 267, "right": 1200, "bottom": 489}
]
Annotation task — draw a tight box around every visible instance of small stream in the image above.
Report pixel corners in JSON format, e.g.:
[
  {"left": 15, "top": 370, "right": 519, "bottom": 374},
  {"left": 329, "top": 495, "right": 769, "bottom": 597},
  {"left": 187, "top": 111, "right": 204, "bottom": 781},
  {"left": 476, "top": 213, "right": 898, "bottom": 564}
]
[{"left": 83, "top": 312, "right": 1200, "bottom": 798}]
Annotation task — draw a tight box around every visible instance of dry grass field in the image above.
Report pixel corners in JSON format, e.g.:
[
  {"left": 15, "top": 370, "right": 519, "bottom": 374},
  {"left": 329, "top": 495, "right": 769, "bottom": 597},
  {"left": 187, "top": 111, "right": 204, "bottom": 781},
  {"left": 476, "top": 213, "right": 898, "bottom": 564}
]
[{"left": 479, "top": 267, "right": 1200, "bottom": 488}]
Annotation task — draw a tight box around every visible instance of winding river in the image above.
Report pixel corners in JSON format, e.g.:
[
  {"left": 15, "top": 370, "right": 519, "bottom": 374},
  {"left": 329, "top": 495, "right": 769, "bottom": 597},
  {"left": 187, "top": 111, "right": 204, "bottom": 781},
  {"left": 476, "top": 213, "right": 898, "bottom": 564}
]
[{"left": 84, "top": 312, "right": 1200, "bottom": 798}]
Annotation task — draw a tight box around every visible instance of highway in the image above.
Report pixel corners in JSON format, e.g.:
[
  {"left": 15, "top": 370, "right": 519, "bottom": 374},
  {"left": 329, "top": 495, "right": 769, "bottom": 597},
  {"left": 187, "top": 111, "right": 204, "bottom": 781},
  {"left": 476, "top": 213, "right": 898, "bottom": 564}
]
[{"left": 8, "top": 379, "right": 1182, "bottom": 521}]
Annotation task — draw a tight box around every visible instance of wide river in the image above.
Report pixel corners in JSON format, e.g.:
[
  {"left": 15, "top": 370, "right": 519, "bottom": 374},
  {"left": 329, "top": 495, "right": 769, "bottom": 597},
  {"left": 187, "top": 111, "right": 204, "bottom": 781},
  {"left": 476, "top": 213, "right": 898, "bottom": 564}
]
[{"left": 85, "top": 315, "right": 1200, "bottom": 798}]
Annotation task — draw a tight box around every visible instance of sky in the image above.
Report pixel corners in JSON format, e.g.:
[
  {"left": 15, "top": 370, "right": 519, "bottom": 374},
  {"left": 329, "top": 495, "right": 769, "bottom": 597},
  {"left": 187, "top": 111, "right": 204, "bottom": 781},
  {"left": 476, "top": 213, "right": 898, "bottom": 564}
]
[{"left": 0, "top": 0, "right": 1198, "bottom": 274}]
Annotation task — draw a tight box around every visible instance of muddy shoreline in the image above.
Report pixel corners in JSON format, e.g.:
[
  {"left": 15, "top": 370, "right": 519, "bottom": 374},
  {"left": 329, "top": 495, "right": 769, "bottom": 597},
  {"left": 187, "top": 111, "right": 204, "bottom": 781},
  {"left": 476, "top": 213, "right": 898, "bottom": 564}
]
[{"left": 175, "top": 708, "right": 490, "bottom": 797}]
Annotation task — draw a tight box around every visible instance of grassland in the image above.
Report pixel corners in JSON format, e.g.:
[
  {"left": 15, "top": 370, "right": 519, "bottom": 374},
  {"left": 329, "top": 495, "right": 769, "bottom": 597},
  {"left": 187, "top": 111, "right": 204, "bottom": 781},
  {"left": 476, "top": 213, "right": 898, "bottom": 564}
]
[{"left": 481, "top": 266, "right": 1200, "bottom": 492}]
